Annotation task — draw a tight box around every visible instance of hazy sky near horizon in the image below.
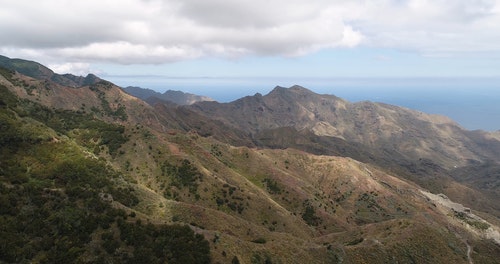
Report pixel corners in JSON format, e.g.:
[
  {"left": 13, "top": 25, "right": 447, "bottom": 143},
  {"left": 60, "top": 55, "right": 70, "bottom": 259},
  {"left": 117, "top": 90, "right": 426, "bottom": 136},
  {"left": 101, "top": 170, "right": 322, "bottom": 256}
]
[{"left": 2, "top": 0, "right": 500, "bottom": 78}]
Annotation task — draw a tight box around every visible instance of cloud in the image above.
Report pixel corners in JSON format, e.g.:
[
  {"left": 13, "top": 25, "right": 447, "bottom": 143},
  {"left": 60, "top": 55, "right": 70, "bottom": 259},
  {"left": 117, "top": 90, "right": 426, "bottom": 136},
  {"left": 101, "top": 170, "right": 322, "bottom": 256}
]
[
  {"left": 48, "top": 62, "right": 93, "bottom": 76},
  {"left": 57, "top": 42, "right": 203, "bottom": 64},
  {"left": 352, "top": 0, "right": 500, "bottom": 53},
  {"left": 1, "top": 0, "right": 500, "bottom": 67}
]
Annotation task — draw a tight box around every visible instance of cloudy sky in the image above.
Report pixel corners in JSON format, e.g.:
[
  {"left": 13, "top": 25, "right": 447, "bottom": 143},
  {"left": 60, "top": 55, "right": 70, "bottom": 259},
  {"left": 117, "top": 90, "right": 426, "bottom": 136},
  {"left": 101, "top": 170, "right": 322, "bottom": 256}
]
[{"left": 2, "top": 0, "right": 500, "bottom": 78}]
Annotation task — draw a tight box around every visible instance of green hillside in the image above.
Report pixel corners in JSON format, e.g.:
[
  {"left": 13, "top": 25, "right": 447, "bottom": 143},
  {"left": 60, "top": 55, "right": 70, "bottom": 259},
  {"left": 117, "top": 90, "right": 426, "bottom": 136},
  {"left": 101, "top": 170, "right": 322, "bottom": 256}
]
[{"left": 0, "top": 82, "right": 210, "bottom": 263}]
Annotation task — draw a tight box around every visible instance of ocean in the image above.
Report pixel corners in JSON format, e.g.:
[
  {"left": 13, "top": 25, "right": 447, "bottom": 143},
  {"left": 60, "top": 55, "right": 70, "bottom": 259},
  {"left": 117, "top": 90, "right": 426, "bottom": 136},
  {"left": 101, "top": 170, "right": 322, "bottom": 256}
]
[{"left": 106, "top": 76, "right": 500, "bottom": 131}]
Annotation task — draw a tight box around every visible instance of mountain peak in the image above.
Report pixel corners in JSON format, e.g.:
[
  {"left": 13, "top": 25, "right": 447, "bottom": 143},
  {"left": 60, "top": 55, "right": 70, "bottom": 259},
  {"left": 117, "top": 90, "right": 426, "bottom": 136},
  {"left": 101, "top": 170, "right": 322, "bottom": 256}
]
[
  {"left": 0, "top": 54, "right": 101, "bottom": 87},
  {"left": 266, "top": 85, "right": 344, "bottom": 105},
  {"left": 289, "top": 84, "right": 311, "bottom": 91},
  {"left": 269, "top": 85, "right": 313, "bottom": 95},
  {"left": 0, "top": 54, "right": 54, "bottom": 80}
]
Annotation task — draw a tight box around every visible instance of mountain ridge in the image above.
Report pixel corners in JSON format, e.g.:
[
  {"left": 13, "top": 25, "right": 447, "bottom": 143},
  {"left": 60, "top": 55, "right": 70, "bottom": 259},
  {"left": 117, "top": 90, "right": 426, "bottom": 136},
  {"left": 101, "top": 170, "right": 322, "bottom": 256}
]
[
  {"left": 123, "top": 86, "right": 214, "bottom": 105},
  {"left": 184, "top": 84, "right": 500, "bottom": 219},
  {"left": 1, "top": 58, "right": 500, "bottom": 263},
  {"left": 187, "top": 85, "right": 494, "bottom": 167},
  {"left": 0, "top": 55, "right": 101, "bottom": 87}
]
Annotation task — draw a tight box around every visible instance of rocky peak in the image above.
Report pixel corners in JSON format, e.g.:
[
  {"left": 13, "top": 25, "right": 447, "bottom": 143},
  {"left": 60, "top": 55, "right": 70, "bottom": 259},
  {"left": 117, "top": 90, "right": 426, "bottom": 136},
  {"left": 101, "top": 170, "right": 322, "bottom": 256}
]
[{"left": 267, "top": 85, "right": 314, "bottom": 97}]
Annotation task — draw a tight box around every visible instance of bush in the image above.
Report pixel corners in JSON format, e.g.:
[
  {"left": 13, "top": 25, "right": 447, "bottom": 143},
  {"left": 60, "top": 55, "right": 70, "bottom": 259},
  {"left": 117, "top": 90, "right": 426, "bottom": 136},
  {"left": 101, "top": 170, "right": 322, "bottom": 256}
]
[
  {"left": 161, "top": 159, "right": 202, "bottom": 194},
  {"left": 302, "top": 203, "right": 321, "bottom": 226},
  {"left": 251, "top": 238, "right": 267, "bottom": 244},
  {"left": 263, "top": 178, "right": 281, "bottom": 194}
]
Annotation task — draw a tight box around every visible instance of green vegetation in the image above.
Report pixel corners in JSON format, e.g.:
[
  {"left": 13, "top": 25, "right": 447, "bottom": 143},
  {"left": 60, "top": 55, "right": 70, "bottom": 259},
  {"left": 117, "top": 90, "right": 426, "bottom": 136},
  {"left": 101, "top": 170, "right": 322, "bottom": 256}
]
[
  {"left": 0, "top": 66, "right": 15, "bottom": 82},
  {"left": 454, "top": 211, "right": 490, "bottom": 230},
  {"left": 110, "top": 186, "right": 140, "bottom": 207},
  {"left": 210, "top": 144, "right": 223, "bottom": 157},
  {"left": 117, "top": 221, "right": 210, "bottom": 263},
  {"left": 161, "top": 159, "right": 202, "bottom": 194},
  {"left": 0, "top": 86, "right": 210, "bottom": 263},
  {"left": 468, "top": 220, "right": 490, "bottom": 230},
  {"left": 232, "top": 256, "right": 241, "bottom": 264},
  {"left": 0, "top": 57, "right": 46, "bottom": 79},
  {"left": 345, "top": 237, "right": 364, "bottom": 246},
  {"left": 302, "top": 201, "right": 321, "bottom": 226},
  {"left": 89, "top": 82, "right": 128, "bottom": 121},
  {"left": 251, "top": 238, "right": 267, "bottom": 244},
  {"left": 353, "top": 191, "right": 392, "bottom": 225},
  {"left": 6, "top": 89, "right": 128, "bottom": 157},
  {"left": 214, "top": 184, "right": 246, "bottom": 214},
  {"left": 263, "top": 178, "right": 281, "bottom": 194},
  {"left": 251, "top": 252, "right": 273, "bottom": 264}
]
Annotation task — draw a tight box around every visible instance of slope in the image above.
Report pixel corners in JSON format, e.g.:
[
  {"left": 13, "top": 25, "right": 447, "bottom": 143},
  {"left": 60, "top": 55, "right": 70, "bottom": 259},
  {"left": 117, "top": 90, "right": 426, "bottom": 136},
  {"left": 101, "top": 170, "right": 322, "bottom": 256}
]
[
  {"left": 123, "top": 86, "right": 214, "bottom": 105},
  {"left": 0, "top": 75, "right": 210, "bottom": 263},
  {"left": 186, "top": 85, "right": 500, "bottom": 218},
  {"left": 2, "top": 63, "right": 500, "bottom": 263},
  {"left": 0, "top": 55, "right": 101, "bottom": 87},
  {"left": 189, "top": 85, "right": 499, "bottom": 168}
]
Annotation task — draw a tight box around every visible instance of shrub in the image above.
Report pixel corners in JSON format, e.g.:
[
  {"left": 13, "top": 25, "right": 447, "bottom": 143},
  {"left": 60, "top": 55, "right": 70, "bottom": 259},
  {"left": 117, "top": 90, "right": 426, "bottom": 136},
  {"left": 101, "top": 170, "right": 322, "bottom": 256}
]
[
  {"left": 251, "top": 238, "right": 267, "bottom": 244},
  {"left": 302, "top": 203, "right": 321, "bottom": 226}
]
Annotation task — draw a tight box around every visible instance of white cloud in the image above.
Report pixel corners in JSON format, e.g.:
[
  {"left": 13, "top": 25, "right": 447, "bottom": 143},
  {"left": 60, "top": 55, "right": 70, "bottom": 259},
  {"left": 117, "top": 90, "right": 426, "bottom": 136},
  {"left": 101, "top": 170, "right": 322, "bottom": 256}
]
[
  {"left": 340, "top": 26, "right": 365, "bottom": 48},
  {"left": 1, "top": 0, "right": 500, "bottom": 67},
  {"left": 352, "top": 0, "right": 500, "bottom": 54},
  {"left": 57, "top": 42, "right": 203, "bottom": 64},
  {"left": 48, "top": 62, "right": 93, "bottom": 76}
]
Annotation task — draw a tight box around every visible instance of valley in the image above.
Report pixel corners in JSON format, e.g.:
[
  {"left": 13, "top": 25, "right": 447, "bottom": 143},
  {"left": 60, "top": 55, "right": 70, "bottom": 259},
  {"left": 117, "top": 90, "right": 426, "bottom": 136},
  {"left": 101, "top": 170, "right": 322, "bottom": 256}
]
[{"left": 1, "top": 56, "right": 499, "bottom": 263}]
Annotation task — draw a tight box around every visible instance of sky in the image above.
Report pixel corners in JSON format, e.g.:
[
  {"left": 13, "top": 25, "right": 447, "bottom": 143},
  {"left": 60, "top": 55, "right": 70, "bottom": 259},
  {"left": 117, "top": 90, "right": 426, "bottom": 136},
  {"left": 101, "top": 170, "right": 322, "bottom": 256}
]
[
  {"left": 1, "top": 0, "right": 500, "bottom": 130},
  {"left": 1, "top": 0, "right": 500, "bottom": 78}
]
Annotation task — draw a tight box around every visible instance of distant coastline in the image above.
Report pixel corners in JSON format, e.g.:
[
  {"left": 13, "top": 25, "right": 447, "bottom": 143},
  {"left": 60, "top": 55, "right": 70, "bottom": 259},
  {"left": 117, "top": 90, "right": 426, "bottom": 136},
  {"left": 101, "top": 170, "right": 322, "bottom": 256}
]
[{"left": 105, "top": 76, "right": 500, "bottom": 131}]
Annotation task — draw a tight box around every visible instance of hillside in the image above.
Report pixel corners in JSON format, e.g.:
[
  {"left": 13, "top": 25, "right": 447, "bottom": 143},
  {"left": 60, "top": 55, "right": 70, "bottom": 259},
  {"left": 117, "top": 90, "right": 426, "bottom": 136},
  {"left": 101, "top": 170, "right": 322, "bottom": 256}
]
[
  {"left": 0, "top": 68, "right": 210, "bottom": 263},
  {"left": 1, "top": 61, "right": 500, "bottom": 263},
  {"left": 0, "top": 55, "right": 101, "bottom": 87},
  {"left": 188, "top": 85, "right": 499, "bottom": 167},
  {"left": 186, "top": 85, "right": 500, "bottom": 218},
  {"left": 124, "top": 86, "right": 214, "bottom": 105}
]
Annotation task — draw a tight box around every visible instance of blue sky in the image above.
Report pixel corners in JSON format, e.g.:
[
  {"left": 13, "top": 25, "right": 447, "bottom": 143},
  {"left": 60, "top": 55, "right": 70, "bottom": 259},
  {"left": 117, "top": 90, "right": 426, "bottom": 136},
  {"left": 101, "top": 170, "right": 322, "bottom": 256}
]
[{"left": 95, "top": 47, "right": 500, "bottom": 79}]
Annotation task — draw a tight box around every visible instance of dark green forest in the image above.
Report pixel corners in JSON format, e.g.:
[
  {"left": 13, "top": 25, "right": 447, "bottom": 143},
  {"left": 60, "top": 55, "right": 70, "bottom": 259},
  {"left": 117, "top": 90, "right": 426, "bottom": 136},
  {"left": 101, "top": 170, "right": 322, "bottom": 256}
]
[{"left": 0, "top": 81, "right": 210, "bottom": 263}]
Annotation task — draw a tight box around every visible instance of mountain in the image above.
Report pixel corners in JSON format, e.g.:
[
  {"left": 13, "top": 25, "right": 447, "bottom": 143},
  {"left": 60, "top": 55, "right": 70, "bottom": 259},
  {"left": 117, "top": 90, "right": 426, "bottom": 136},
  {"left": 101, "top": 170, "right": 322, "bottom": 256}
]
[
  {"left": 1, "top": 59, "right": 500, "bottom": 263},
  {"left": 188, "top": 85, "right": 499, "bottom": 167},
  {"left": 0, "top": 55, "right": 101, "bottom": 87},
  {"left": 185, "top": 85, "right": 500, "bottom": 217},
  {"left": 123, "top": 86, "right": 214, "bottom": 105}
]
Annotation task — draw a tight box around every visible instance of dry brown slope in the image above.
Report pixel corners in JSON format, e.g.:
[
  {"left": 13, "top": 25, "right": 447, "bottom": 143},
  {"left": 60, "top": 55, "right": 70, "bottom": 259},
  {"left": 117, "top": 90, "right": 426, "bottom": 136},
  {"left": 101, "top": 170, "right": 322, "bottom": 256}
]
[
  {"left": 188, "top": 85, "right": 500, "bottom": 169},
  {"left": 0, "top": 71, "right": 176, "bottom": 132},
  {"left": 185, "top": 85, "right": 500, "bottom": 220},
  {"left": 111, "top": 124, "right": 499, "bottom": 263}
]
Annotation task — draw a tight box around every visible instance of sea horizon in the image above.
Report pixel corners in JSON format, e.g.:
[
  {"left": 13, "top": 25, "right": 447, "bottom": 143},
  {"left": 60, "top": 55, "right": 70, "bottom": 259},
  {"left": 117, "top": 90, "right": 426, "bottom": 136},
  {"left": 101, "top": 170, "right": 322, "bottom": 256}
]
[{"left": 105, "top": 75, "right": 500, "bottom": 132}]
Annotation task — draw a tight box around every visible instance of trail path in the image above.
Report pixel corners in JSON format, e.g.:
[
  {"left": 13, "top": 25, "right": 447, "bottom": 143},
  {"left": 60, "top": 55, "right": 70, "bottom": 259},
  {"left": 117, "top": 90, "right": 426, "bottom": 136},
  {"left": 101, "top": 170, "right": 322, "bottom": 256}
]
[{"left": 465, "top": 240, "right": 473, "bottom": 264}]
